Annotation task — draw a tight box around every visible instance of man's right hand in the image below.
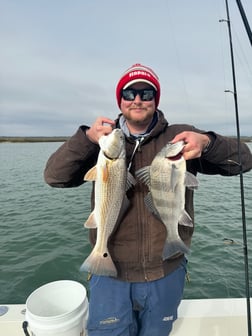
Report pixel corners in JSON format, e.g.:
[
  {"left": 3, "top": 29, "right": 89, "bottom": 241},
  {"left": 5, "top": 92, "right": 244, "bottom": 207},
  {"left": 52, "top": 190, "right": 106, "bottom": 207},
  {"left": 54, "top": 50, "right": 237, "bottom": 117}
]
[{"left": 86, "top": 117, "right": 115, "bottom": 144}]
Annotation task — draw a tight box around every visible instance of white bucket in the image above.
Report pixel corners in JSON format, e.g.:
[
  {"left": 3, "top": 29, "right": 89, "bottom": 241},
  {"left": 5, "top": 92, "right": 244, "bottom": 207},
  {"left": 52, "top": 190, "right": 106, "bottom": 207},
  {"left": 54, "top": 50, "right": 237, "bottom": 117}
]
[{"left": 25, "top": 280, "right": 89, "bottom": 336}]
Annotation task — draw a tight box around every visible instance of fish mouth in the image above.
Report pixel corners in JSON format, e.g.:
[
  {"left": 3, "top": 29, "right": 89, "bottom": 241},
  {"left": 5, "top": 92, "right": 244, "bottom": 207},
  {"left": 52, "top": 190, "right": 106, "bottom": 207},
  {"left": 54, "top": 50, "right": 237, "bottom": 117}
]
[
  {"left": 103, "top": 151, "right": 116, "bottom": 160},
  {"left": 167, "top": 152, "right": 183, "bottom": 161}
]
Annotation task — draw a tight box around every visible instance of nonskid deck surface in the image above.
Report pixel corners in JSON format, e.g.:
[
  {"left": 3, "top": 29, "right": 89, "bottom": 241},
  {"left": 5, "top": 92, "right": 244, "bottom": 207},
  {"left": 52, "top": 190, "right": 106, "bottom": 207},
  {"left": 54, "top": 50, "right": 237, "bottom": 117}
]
[
  {"left": 0, "top": 298, "right": 251, "bottom": 336},
  {"left": 172, "top": 298, "right": 251, "bottom": 335}
]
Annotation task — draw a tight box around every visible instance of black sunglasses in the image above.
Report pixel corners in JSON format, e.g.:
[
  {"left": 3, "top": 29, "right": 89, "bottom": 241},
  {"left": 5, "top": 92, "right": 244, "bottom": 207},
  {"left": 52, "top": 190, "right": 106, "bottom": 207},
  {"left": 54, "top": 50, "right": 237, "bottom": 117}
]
[{"left": 121, "top": 88, "right": 156, "bottom": 101}]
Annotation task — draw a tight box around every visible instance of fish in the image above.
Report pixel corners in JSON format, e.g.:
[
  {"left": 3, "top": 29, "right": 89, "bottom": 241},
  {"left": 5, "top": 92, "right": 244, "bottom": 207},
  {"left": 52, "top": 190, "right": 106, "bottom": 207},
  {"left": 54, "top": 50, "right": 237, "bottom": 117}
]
[
  {"left": 136, "top": 141, "right": 198, "bottom": 259},
  {"left": 80, "top": 128, "right": 135, "bottom": 277}
]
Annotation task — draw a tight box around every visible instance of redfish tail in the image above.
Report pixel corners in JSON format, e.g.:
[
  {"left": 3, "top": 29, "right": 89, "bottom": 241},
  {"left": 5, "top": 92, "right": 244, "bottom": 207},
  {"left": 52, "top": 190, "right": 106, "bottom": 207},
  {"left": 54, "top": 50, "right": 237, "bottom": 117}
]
[
  {"left": 162, "top": 240, "right": 190, "bottom": 260},
  {"left": 79, "top": 249, "right": 117, "bottom": 277}
]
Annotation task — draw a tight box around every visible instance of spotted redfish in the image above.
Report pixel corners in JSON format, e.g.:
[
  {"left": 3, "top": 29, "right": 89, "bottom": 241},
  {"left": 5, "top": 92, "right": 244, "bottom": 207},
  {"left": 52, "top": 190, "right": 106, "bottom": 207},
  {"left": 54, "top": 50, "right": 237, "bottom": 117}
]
[{"left": 80, "top": 128, "right": 135, "bottom": 276}]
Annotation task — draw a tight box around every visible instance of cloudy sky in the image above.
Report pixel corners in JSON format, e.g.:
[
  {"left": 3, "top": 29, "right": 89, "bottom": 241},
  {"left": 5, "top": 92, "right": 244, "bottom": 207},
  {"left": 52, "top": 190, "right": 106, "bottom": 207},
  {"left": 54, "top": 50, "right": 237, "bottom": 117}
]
[{"left": 1, "top": 0, "right": 252, "bottom": 136}]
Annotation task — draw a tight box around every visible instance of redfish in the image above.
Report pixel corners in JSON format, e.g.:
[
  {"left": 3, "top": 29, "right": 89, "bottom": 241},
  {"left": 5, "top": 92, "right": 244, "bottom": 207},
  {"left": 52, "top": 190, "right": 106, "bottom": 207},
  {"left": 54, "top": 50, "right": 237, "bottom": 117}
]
[{"left": 80, "top": 129, "right": 135, "bottom": 276}]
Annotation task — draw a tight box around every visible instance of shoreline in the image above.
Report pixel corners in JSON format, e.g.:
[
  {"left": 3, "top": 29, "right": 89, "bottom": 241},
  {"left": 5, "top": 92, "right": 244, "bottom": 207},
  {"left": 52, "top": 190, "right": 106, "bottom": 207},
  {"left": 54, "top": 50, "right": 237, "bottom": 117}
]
[
  {"left": 0, "top": 136, "right": 69, "bottom": 143},
  {"left": 0, "top": 136, "right": 252, "bottom": 143}
]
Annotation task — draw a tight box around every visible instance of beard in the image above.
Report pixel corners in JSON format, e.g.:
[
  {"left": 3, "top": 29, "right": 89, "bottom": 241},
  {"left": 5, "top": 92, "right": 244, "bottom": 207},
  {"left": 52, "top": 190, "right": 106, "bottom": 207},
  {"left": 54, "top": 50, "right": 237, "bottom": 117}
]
[{"left": 124, "top": 108, "right": 154, "bottom": 124}]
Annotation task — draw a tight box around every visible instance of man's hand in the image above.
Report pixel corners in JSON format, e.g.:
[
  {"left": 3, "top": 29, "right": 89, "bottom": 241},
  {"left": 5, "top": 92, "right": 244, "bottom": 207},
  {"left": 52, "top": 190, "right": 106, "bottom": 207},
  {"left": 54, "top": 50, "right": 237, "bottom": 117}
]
[
  {"left": 172, "top": 131, "right": 210, "bottom": 160},
  {"left": 86, "top": 117, "right": 115, "bottom": 144}
]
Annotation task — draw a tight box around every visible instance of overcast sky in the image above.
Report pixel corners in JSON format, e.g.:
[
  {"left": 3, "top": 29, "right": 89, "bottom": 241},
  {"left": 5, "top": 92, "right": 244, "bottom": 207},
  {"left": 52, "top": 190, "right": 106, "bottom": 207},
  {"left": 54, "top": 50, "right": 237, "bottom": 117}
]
[{"left": 1, "top": 0, "right": 252, "bottom": 136}]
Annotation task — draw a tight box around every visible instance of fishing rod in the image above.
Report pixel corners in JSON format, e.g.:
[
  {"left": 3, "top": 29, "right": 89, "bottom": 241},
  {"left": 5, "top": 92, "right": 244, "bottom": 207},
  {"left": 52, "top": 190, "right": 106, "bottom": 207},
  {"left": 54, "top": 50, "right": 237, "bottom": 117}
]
[
  {"left": 236, "top": 0, "right": 252, "bottom": 46},
  {"left": 220, "top": 1, "right": 251, "bottom": 335}
]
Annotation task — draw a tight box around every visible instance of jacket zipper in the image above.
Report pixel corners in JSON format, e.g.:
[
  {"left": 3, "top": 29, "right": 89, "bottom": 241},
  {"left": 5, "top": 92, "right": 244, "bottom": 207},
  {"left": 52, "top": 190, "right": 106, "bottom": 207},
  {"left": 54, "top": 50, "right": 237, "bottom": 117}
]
[{"left": 127, "top": 136, "right": 145, "bottom": 171}]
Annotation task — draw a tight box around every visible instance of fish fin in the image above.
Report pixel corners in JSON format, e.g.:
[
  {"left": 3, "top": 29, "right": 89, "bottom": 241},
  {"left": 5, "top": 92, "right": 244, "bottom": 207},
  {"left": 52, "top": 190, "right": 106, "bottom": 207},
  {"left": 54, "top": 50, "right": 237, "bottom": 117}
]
[
  {"left": 84, "top": 166, "right": 97, "bottom": 181},
  {"left": 84, "top": 212, "right": 97, "bottom": 229},
  {"left": 102, "top": 163, "right": 110, "bottom": 182},
  {"left": 185, "top": 171, "right": 199, "bottom": 190},
  {"left": 126, "top": 172, "right": 136, "bottom": 191},
  {"left": 80, "top": 249, "right": 117, "bottom": 277},
  {"left": 162, "top": 239, "right": 190, "bottom": 260},
  {"left": 144, "top": 192, "right": 162, "bottom": 220},
  {"left": 178, "top": 210, "right": 193, "bottom": 227},
  {"left": 170, "top": 164, "right": 179, "bottom": 192},
  {"left": 135, "top": 166, "right": 151, "bottom": 187}
]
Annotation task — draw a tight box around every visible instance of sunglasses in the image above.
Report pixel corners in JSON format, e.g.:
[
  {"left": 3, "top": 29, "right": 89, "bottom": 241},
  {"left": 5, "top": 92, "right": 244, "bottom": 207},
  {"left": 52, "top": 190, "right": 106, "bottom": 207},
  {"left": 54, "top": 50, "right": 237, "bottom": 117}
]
[{"left": 121, "top": 88, "right": 156, "bottom": 101}]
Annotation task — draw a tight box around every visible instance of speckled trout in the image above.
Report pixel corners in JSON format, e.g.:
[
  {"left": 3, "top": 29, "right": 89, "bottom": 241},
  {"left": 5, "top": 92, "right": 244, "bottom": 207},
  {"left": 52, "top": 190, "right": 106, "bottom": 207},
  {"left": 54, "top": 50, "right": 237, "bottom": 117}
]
[
  {"left": 136, "top": 141, "right": 198, "bottom": 259},
  {"left": 80, "top": 128, "right": 135, "bottom": 276}
]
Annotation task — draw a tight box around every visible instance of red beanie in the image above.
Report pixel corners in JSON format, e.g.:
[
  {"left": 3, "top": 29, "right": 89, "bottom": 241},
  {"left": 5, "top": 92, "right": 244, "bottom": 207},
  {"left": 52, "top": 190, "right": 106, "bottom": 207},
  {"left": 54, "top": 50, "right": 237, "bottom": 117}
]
[{"left": 116, "top": 63, "right": 161, "bottom": 108}]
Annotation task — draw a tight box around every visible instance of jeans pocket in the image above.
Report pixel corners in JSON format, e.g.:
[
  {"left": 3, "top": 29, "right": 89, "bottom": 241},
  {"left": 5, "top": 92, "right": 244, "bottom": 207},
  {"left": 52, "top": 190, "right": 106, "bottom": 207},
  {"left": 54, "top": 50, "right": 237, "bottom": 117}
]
[{"left": 87, "top": 276, "right": 133, "bottom": 331}]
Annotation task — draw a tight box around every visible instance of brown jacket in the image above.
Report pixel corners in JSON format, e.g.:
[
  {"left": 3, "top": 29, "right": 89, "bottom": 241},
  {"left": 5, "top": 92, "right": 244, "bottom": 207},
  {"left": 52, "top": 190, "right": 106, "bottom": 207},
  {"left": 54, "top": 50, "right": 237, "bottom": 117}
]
[{"left": 44, "top": 110, "right": 252, "bottom": 282}]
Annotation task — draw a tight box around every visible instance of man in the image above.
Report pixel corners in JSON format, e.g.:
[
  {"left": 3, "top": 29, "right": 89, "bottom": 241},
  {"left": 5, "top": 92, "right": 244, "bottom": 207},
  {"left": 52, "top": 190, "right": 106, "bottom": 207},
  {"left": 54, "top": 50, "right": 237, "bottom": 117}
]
[{"left": 44, "top": 63, "right": 252, "bottom": 336}]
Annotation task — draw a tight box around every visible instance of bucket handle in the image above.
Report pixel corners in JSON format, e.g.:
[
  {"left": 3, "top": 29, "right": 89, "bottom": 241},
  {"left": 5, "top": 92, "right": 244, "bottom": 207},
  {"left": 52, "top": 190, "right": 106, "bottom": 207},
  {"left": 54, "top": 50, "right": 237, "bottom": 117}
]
[{"left": 22, "top": 321, "right": 30, "bottom": 336}]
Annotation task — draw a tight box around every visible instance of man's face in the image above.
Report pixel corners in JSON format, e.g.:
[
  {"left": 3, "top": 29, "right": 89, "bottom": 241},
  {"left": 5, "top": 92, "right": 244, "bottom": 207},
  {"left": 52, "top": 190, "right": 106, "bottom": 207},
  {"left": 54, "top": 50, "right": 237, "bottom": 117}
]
[{"left": 120, "top": 82, "right": 156, "bottom": 127}]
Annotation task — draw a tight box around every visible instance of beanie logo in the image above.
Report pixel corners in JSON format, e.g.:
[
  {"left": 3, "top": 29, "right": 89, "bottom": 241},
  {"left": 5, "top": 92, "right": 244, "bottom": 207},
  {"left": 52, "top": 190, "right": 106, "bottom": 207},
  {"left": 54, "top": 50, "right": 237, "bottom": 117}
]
[{"left": 128, "top": 70, "right": 152, "bottom": 78}]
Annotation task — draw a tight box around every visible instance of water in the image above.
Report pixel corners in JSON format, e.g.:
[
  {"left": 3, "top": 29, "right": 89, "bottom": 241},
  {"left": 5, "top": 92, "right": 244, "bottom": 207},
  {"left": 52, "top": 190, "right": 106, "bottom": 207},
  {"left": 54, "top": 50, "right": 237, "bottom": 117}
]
[{"left": 0, "top": 142, "right": 251, "bottom": 304}]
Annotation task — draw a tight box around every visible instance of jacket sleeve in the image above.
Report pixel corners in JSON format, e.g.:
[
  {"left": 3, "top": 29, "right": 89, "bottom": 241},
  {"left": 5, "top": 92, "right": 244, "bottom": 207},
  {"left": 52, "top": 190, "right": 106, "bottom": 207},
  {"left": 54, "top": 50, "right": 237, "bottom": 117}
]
[
  {"left": 44, "top": 126, "right": 100, "bottom": 188},
  {"left": 195, "top": 131, "right": 252, "bottom": 176}
]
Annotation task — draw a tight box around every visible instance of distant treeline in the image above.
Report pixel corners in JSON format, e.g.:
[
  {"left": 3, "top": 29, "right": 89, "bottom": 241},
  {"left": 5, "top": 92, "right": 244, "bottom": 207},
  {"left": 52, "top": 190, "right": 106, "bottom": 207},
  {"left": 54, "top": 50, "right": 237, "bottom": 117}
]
[
  {"left": 0, "top": 136, "right": 69, "bottom": 143},
  {"left": 0, "top": 136, "right": 252, "bottom": 143}
]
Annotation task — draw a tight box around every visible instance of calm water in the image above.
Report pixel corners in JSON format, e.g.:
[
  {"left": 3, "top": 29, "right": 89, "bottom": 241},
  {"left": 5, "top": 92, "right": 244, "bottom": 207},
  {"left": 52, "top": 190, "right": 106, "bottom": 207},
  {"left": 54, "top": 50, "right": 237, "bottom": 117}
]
[{"left": 0, "top": 142, "right": 252, "bottom": 304}]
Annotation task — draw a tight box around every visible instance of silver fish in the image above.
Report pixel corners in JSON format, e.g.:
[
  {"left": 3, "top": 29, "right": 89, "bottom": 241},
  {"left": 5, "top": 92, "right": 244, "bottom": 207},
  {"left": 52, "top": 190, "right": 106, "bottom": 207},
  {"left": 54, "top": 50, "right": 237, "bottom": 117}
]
[
  {"left": 80, "top": 128, "right": 135, "bottom": 276},
  {"left": 136, "top": 141, "right": 198, "bottom": 259}
]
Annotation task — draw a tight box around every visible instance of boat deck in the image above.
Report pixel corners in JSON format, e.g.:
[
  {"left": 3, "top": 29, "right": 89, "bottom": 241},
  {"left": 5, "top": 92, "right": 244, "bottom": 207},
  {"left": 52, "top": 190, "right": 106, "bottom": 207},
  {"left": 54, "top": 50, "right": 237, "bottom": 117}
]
[
  {"left": 172, "top": 298, "right": 251, "bottom": 335},
  {"left": 0, "top": 298, "right": 251, "bottom": 335}
]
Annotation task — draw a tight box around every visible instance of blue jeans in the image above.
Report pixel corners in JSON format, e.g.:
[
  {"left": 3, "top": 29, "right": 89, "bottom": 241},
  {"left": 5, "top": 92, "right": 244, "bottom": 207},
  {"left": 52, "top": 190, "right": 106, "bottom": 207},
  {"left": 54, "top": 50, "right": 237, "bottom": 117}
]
[{"left": 87, "top": 258, "right": 187, "bottom": 336}]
